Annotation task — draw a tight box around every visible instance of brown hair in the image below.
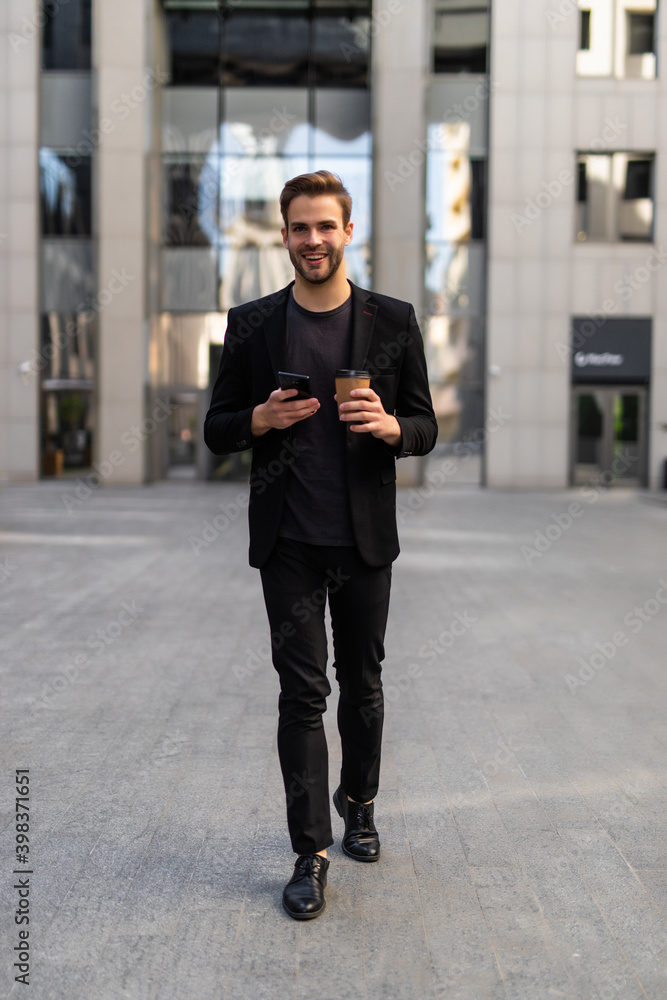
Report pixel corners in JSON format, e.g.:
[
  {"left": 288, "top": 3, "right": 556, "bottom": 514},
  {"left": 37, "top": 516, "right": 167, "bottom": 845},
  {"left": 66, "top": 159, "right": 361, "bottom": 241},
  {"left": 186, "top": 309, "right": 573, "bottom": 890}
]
[{"left": 280, "top": 170, "right": 352, "bottom": 229}]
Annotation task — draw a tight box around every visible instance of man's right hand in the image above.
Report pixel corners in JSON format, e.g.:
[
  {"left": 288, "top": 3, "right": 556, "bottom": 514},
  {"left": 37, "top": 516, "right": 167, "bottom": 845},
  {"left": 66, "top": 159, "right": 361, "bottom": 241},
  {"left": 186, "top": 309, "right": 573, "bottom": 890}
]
[{"left": 251, "top": 388, "right": 320, "bottom": 437}]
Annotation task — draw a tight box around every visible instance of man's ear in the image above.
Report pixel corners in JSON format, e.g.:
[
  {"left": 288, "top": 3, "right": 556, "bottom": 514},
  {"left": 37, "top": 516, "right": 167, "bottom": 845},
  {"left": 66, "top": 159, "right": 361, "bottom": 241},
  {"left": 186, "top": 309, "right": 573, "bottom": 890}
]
[
  {"left": 281, "top": 226, "right": 288, "bottom": 248},
  {"left": 344, "top": 221, "right": 353, "bottom": 246}
]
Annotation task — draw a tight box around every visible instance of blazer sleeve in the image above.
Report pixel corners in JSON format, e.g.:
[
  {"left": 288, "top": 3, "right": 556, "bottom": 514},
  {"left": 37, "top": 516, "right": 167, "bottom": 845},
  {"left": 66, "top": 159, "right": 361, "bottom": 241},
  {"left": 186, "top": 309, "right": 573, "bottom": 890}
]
[
  {"left": 203, "top": 308, "right": 258, "bottom": 456},
  {"left": 393, "top": 304, "right": 439, "bottom": 458}
]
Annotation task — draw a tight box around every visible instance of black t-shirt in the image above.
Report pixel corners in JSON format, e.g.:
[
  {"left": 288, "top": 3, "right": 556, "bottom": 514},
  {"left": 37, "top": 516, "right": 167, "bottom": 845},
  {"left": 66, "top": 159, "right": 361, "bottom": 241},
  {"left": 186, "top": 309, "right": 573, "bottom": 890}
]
[{"left": 278, "top": 286, "right": 356, "bottom": 546}]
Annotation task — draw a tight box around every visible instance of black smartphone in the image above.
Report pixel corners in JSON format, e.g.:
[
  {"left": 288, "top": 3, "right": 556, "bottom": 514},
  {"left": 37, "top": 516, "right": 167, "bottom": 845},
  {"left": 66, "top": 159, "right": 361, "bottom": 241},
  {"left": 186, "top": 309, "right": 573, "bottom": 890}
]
[{"left": 278, "top": 371, "right": 312, "bottom": 400}]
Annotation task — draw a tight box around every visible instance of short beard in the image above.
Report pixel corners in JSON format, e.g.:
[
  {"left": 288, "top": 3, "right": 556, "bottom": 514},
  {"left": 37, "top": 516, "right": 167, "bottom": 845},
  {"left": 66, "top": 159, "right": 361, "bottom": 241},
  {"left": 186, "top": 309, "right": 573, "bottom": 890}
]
[{"left": 289, "top": 245, "right": 345, "bottom": 285}]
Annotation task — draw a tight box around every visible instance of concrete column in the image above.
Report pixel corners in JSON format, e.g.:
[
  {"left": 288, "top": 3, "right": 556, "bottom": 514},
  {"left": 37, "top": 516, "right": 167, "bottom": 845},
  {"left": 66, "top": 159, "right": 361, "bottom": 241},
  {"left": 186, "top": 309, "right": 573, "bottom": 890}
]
[
  {"left": 0, "top": 0, "right": 40, "bottom": 482},
  {"left": 94, "top": 0, "right": 158, "bottom": 484},
  {"left": 485, "top": 0, "right": 575, "bottom": 488},
  {"left": 371, "top": 0, "right": 428, "bottom": 308}
]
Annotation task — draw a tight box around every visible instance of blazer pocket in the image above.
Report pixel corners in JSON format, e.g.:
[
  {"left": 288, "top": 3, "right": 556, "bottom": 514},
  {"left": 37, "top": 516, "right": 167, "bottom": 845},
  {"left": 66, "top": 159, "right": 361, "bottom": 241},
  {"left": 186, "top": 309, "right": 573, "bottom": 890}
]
[
  {"left": 368, "top": 365, "right": 397, "bottom": 380},
  {"left": 380, "top": 465, "right": 397, "bottom": 485}
]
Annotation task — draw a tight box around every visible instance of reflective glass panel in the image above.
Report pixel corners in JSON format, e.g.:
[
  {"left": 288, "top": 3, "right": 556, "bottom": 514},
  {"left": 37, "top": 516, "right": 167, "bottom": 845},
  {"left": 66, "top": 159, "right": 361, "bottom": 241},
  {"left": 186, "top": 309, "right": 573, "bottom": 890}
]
[
  {"left": 161, "top": 248, "right": 220, "bottom": 312},
  {"left": 166, "top": 11, "right": 221, "bottom": 85},
  {"left": 163, "top": 156, "right": 221, "bottom": 246},
  {"left": 313, "top": 90, "right": 371, "bottom": 156},
  {"left": 223, "top": 15, "right": 309, "bottom": 86},
  {"left": 426, "top": 150, "right": 485, "bottom": 243},
  {"left": 222, "top": 89, "right": 309, "bottom": 155},
  {"left": 42, "top": 0, "right": 92, "bottom": 70},
  {"left": 41, "top": 240, "right": 95, "bottom": 313},
  {"left": 40, "top": 311, "right": 96, "bottom": 383},
  {"left": 163, "top": 88, "right": 219, "bottom": 154},
  {"left": 434, "top": 7, "right": 489, "bottom": 74},
  {"left": 311, "top": 155, "right": 371, "bottom": 243},
  {"left": 219, "top": 155, "right": 308, "bottom": 236},
  {"left": 219, "top": 241, "right": 295, "bottom": 309},
  {"left": 40, "top": 74, "right": 92, "bottom": 148},
  {"left": 425, "top": 242, "right": 486, "bottom": 317},
  {"left": 40, "top": 150, "right": 92, "bottom": 237},
  {"left": 313, "top": 16, "right": 370, "bottom": 87}
]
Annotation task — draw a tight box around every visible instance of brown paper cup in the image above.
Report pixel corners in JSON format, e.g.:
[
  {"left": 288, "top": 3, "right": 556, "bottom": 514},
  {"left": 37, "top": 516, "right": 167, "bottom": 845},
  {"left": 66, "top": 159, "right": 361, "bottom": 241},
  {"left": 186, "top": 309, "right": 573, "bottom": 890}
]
[{"left": 335, "top": 370, "right": 371, "bottom": 420}]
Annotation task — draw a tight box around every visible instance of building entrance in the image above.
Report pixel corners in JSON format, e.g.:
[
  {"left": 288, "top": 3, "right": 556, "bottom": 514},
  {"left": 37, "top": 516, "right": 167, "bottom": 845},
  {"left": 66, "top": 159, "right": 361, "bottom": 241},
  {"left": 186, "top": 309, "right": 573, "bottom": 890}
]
[{"left": 571, "top": 386, "right": 648, "bottom": 487}]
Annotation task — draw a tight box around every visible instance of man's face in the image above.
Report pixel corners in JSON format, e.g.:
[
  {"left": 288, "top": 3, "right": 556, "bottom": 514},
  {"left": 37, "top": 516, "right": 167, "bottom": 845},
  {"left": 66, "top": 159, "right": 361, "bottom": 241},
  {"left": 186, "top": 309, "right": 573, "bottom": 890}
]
[{"left": 281, "top": 194, "right": 353, "bottom": 285}]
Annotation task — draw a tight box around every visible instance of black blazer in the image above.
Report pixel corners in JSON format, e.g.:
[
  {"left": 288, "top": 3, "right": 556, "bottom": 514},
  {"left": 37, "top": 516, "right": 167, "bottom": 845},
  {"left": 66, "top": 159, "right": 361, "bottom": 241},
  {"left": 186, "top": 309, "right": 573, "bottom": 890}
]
[{"left": 204, "top": 281, "right": 438, "bottom": 568}]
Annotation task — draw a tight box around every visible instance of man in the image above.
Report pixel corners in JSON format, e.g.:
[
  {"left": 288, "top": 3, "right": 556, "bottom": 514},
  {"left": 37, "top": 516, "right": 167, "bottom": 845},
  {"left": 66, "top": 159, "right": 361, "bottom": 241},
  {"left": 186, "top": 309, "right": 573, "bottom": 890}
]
[{"left": 204, "top": 170, "right": 437, "bottom": 920}]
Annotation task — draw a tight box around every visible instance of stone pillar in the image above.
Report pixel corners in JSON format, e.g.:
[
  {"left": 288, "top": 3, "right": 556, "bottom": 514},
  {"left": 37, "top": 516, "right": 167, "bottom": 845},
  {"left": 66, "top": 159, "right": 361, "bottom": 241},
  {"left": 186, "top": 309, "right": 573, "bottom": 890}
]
[
  {"left": 94, "top": 0, "right": 158, "bottom": 484},
  {"left": 0, "top": 0, "right": 40, "bottom": 482}
]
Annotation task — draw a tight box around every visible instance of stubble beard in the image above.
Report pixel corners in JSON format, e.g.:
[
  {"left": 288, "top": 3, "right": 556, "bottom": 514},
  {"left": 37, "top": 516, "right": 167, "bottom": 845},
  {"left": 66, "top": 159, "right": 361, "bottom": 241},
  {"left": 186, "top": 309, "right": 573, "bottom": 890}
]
[{"left": 289, "top": 244, "right": 345, "bottom": 286}]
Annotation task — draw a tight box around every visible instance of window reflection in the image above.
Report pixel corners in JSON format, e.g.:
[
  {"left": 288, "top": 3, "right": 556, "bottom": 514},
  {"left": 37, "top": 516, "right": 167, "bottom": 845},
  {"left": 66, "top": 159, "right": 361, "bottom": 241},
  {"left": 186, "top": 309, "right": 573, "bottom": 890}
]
[
  {"left": 42, "top": 0, "right": 92, "bottom": 71},
  {"left": 433, "top": 0, "right": 489, "bottom": 74},
  {"left": 167, "top": 12, "right": 221, "bottom": 86},
  {"left": 576, "top": 152, "right": 654, "bottom": 242},
  {"left": 313, "top": 16, "right": 370, "bottom": 86},
  {"left": 223, "top": 89, "right": 310, "bottom": 155},
  {"left": 163, "top": 157, "right": 221, "bottom": 246},
  {"left": 223, "top": 15, "right": 310, "bottom": 87},
  {"left": 313, "top": 90, "right": 371, "bottom": 156},
  {"left": 40, "top": 150, "right": 92, "bottom": 237},
  {"left": 163, "top": 88, "right": 219, "bottom": 154}
]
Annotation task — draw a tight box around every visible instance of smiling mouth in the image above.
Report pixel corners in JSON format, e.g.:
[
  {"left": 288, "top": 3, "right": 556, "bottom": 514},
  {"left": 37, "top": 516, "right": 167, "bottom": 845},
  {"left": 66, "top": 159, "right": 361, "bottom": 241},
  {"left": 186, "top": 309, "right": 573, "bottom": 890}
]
[{"left": 303, "top": 253, "right": 328, "bottom": 262}]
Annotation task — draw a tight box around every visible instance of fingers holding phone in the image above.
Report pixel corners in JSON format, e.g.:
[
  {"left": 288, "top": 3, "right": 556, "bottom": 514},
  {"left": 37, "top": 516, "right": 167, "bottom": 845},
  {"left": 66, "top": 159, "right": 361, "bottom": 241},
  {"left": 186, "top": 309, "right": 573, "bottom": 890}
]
[{"left": 251, "top": 375, "right": 319, "bottom": 436}]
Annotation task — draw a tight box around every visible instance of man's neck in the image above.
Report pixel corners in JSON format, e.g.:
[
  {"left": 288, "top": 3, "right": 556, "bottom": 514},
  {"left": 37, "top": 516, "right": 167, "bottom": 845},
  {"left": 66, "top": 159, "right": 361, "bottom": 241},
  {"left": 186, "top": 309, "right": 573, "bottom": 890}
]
[{"left": 292, "top": 271, "right": 352, "bottom": 313}]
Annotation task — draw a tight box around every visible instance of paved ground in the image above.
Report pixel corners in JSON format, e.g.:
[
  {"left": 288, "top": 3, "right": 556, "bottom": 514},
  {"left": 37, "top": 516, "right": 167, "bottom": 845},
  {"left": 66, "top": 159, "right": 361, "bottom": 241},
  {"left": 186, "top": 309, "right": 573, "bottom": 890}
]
[{"left": 1, "top": 471, "right": 666, "bottom": 1000}]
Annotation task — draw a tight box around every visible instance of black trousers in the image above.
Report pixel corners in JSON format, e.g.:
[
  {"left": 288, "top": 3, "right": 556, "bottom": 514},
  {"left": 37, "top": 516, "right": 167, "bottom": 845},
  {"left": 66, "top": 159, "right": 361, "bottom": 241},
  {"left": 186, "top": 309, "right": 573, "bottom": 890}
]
[{"left": 260, "top": 537, "right": 392, "bottom": 855}]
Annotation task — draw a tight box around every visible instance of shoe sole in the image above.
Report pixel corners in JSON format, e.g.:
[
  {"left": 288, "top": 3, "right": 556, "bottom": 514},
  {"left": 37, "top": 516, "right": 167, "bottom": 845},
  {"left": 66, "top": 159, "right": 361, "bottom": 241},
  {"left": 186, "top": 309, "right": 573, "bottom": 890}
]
[
  {"left": 333, "top": 788, "right": 381, "bottom": 862},
  {"left": 282, "top": 898, "right": 326, "bottom": 920}
]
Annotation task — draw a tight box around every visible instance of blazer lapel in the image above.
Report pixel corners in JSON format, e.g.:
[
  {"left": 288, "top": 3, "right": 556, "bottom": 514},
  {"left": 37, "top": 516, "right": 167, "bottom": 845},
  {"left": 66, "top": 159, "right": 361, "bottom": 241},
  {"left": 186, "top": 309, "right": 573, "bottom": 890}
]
[
  {"left": 262, "top": 282, "right": 292, "bottom": 378},
  {"left": 349, "top": 282, "right": 377, "bottom": 370}
]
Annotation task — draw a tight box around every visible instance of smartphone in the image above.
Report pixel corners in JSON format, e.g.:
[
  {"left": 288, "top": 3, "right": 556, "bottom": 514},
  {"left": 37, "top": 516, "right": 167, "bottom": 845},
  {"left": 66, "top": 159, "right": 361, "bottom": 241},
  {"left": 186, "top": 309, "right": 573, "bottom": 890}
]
[{"left": 278, "top": 371, "right": 312, "bottom": 400}]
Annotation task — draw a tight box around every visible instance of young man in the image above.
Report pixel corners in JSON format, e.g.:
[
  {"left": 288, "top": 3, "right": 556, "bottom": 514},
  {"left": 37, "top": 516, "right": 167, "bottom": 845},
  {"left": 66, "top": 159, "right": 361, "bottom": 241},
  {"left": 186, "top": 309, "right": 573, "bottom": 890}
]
[{"left": 204, "top": 171, "right": 437, "bottom": 919}]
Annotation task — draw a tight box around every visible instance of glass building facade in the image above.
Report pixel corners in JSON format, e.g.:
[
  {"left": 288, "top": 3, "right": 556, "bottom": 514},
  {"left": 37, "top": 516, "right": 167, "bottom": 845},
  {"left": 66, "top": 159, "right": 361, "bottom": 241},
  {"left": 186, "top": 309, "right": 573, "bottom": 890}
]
[{"left": 159, "top": 1, "right": 373, "bottom": 474}]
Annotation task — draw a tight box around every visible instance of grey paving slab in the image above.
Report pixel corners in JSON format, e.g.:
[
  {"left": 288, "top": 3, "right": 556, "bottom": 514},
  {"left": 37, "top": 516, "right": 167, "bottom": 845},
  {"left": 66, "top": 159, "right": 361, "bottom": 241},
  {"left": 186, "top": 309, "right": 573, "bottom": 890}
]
[{"left": 1, "top": 479, "right": 667, "bottom": 999}]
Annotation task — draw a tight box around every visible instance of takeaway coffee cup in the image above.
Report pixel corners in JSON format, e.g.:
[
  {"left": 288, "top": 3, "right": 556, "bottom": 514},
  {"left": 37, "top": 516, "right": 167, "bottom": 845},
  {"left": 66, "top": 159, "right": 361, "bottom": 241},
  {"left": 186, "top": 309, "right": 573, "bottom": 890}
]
[{"left": 335, "top": 369, "right": 371, "bottom": 421}]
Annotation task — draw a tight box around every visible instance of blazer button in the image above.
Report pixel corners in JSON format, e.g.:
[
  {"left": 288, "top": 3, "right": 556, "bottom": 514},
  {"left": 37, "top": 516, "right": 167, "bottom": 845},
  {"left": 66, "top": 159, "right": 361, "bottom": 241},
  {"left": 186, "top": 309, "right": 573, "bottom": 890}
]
[{"left": 237, "top": 439, "right": 247, "bottom": 448}]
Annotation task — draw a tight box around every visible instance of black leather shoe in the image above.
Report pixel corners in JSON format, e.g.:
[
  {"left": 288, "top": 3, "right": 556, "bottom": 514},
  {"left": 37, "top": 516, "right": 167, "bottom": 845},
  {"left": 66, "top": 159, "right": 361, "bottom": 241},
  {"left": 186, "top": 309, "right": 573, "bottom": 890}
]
[
  {"left": 282, "top": 854, "right": 329, "bottom": 920},
  {"left": 333, "top": 784, "right": 380, "bottom": 862}
]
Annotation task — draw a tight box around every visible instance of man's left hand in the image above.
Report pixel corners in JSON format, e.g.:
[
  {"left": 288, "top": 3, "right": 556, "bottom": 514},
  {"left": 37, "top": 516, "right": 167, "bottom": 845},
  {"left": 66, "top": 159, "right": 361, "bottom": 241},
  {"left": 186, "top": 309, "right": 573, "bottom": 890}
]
[{"left": 336, "top": 388, "right": 402, "bottom": 448}]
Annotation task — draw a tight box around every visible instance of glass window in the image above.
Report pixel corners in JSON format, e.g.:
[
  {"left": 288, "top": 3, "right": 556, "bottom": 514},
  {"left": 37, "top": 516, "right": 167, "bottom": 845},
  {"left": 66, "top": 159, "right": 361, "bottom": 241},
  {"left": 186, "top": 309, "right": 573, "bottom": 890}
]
[
  {"left": 163, "top": 156, "right": 221, "bottom": 246},
  {"left": 575, "top": 153, "right": 654, "bottom": 242},
  {"left": 627, "top": 12, "right": 654, "bottom": 55},
  {"left": 163, "top": 88, "right": 219, "bottom": 154},
  {"left": 222, "top": 89, "right": 310, "bottom": 155},
  {"left": 219, "top": 155, "right": 309, "bottom": 235},
  {"left": 433, "top": 1, "right": 489, "bottom": 74},
  {"left": 41, "top": 240, "right": 95, "bottom": 313},
  {"left": 161, "top": 248, "right": 220, "bottom": 312},
  {"left": 166, "top": 11, "right": 221, "bottom": 85},
  {"left": 579, "top": 10, "right": 591, "bottom": 50},
  {"left": 313, "top": 15, "right": 370, "bottom": 87},
  {"left": 42, "top": 0, "right": 92, "bottom": 70},
  {"left": 40, "top": 74, "right": 92, "bottom": 148},
  {"left": 313, "top": 89, "right": 371, "bottom": 155},
  {"left": 40, "top": 150, "right": 92, "bottom": 237},
  {"left": 223, "top": 15, "right": 309, "bottom": 86},
  {"left": 426, "top": 151, "right": 486, "bottom": 243},
  {"left": 40, "top": 311, "right": 96, "bottom": 384}
]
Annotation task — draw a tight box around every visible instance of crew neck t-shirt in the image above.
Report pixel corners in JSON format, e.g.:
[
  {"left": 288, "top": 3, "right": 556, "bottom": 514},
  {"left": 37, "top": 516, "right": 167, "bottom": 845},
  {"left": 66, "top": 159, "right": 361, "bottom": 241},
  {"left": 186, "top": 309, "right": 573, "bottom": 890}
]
[{"left": 278, "top": 287, "right": 356, "bottom": 547}]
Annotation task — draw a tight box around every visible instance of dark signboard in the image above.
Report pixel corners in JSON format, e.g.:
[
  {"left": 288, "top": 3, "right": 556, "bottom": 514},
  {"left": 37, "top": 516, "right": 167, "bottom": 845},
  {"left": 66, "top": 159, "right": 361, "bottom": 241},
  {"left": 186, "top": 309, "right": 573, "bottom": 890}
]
[{"left": 571, "top": 317, "right": 652, "bottom": 383}]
